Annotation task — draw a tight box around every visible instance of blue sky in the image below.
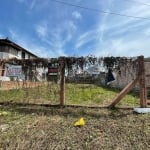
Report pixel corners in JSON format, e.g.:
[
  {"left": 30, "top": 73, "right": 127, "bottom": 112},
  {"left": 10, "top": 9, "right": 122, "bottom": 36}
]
[{"left": 0, "top": 0, "right": 150, "bottom": 57}]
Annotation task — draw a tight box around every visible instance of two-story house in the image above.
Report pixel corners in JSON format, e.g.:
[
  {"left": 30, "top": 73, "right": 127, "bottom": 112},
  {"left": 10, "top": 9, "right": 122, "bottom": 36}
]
[
  {"left": 0, "top": 38, "right": 38, "bottom": 59},
  {"left": 0, "top": 38, "right": 39, "bottom": 80}
]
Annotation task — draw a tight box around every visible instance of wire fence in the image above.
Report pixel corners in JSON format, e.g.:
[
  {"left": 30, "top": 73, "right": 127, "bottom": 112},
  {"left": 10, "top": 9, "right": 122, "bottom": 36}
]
[
  {"left": 0, "top": 81, "right": 60, "bottom": 105},
  {"left": 0, "top": 56, "right": 148, "bottom": 107}
]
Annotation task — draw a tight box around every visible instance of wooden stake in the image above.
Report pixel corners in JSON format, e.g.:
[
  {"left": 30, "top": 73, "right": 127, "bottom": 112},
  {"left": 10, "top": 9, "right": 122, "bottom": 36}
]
[
  {"left": 0, "top": 63, "right": 3, "bottom": 88},
  {"left": 60, "top": 57, "right": 65, "bottom": 106},
  {"left": 138, "top": 56, "right": 147, "bottom": 108},
  {"left": 109, "top": 77, "right": 139, "bottom": 108}
]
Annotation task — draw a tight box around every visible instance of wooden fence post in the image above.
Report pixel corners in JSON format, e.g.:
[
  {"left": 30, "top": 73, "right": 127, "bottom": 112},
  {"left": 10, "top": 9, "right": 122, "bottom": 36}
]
[
  {"left": 60, "top": 57, "right": 65, "bottom": 106},
  {"left": 138, "top": 56, "right": 147, "bottom": 108},
  {"left": 0, "top": 63, "right": 3, "bottom": 88}
]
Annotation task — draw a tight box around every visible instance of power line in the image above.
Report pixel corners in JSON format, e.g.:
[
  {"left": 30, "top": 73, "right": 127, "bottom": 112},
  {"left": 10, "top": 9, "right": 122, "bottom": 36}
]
[
  {"left": 51, "top": 0, "right": 150, "bottom": 21},
  {"left": 124, "top": 0, "right": 150, "bottom": 7}
]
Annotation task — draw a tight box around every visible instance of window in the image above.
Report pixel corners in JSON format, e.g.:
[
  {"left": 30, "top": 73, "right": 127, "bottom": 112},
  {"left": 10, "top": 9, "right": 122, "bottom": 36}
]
[
  {"left": 0, "top": 46, "right": 9, "bottom": 53},
  {"left": 9, "top": 47, "right": 18, "bottom": 56},
  {"left": 22, "top": 51, "right": 25, "bottom": 59}
]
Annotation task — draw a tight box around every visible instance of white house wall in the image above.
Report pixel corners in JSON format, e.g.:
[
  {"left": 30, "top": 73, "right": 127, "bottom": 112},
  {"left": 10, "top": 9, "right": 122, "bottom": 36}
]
[
  {"left": 8, "top": 53, "right": 20, "bottom": 59},
  {"left": 18, "top": 51, "right": 22, "bottom": 59},
  {"left": 0, "top": 52, "right": 9, "bottom": 59}
]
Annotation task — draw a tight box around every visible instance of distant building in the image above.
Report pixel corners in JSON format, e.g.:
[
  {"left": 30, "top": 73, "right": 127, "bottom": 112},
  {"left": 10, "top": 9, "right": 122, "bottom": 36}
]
[
  {"left": 0, "top": 38, "right": 38, "bottom": 81},
  {"left": 0, "top": 38, "right": 38, "bottom": 59}
]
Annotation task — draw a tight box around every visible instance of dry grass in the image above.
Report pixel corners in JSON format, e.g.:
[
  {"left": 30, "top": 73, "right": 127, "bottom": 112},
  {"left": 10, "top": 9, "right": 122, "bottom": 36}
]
[
  {"left": 0, "top": 81, "right": 149, "bottom": 149},
  {"left": 0, "top": 105, "right": 150, "bottom": 150}
]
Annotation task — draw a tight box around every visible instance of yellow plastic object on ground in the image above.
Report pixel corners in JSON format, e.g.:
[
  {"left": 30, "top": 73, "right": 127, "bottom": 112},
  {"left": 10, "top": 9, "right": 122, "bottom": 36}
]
[{"left": 74, "top": 117, "right": 85, "bottom": 127}]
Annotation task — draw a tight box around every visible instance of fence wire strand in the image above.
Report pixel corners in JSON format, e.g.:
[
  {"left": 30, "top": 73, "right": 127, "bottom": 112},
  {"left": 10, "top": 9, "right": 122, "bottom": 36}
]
[{"left": 0, "top": 56, "right": 149, "bottom": 107}]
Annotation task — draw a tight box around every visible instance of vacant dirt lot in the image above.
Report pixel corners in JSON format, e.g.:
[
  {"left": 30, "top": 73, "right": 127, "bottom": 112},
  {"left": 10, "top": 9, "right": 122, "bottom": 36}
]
[{"left": 0, "top": 104, "right": 150, "bottom": 150}]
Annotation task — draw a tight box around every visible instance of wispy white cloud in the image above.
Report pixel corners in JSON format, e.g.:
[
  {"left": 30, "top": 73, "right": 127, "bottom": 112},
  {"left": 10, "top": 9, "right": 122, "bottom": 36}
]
[
  {"left": 63, "top": 20, "right": 77, "bottom": 43},
  {"left": 34, "top": 19, "right": 78, "bottom": 56},
  {"left": 47, "top": 28, "right": 68, "bottom": 56},
  {"left": 75, "top": 30, "right": 97, "bottom": 49},
  {"left": 97, "top": 11, "right": 110, "bottom": 43},
  {"left": 30, "top": 0, "right": 37, "bottom": 10},
  {"left": 9, "top": 29, "right": 18, "bottom": 39},
  {"left": 51, "top": 20, "right": 77, "bottom": 56},
  {"left": 4, "top": 0, "right": 150, "bottom": 57},
  {"left": 93, "top": 35, "right": 150, "bottom": 57},
  {"left": 143, "top": 28, "right": 150, "bottom": 36},
  {"left": 24, "top": 0, "right": 50, "bottom": 13},
  {"left": 96, "top": 0, "right": 125, "bottom": 43},
  {"left": 102, "top": 3, "right": 150, "bottom": 34},
  {"left": 72, "top": 11, "right": 82, "bottom": 20},
  {"left": 73, "top": 0, "right": 113, "bottom": 50},
  {"left": 8, "top": 28, "right": 63, "bottom": 57},
  {"left": 35, "top": 22, "right": 48, "bottom": 39},
  {"left": 91, "top": 0, "right": 150, "bottom": 57}
]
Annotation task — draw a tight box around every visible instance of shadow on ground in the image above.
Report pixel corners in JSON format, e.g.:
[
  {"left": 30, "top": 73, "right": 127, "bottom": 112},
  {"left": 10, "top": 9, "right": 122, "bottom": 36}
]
[{"left": 0, "top": 102, "right": 135, "bottom": 120}]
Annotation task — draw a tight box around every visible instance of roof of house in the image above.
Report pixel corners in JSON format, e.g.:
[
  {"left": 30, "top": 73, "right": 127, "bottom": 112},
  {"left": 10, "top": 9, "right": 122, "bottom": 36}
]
[{"left": 0, "top": 38, "right": 38, "bottom": 58}]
